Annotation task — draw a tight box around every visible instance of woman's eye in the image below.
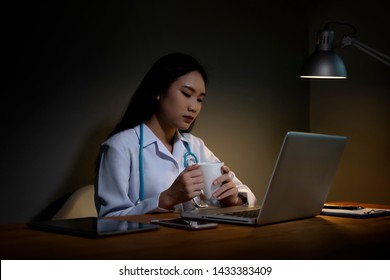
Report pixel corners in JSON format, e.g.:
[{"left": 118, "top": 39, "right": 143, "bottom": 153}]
[{"left": 182, "top": 90, "right": 204, "bottom": 103}]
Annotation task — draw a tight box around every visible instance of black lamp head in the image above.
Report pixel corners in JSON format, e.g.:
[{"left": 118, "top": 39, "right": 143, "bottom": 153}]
[{"left": 300, "top": 26, "right": 347, "bottom": 79}]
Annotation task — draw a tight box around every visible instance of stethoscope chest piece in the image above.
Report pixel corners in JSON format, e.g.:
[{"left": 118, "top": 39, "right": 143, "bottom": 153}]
[
  {"left": 183, "top": 150, "right": 198, "bottom": 168},
  {"left": 138, "top": 123, "right": 207, "bottom": 208}
]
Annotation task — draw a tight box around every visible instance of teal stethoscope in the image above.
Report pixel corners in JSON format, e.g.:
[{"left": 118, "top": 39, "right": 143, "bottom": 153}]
[{"left": 138, "top": 123, "right": 199, "bottom": 203}]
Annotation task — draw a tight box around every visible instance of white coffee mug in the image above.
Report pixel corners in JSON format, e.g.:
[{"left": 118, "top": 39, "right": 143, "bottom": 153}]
[{"left": 198, "top": 162, "right": 224, "bottom": 199}]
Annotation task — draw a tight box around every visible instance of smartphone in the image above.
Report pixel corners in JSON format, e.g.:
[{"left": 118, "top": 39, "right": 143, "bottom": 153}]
[{"left": 150, "top": 218, "right": 218, "bottom": 230}]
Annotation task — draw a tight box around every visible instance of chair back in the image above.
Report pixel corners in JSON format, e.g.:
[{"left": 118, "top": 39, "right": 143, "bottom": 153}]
[{"left": 52, "top": 185, "right": 97, "bottom": 220}]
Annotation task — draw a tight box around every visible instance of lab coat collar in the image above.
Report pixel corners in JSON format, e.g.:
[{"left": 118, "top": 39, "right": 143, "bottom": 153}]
[
  {"left": 172, "top": 131, "right": 190, "bottom": 166},
  {"left": 138, "top": 123, "right": 190, "bottom": 149},
  {"left": 138, "top": 124, "right": 189, "bottom": 167},
  {"left": 138, "top": 124, "right": 157, "bottom": 148},
  {"left": 176, "top": 130, "right": 190, "bottom": 146}
]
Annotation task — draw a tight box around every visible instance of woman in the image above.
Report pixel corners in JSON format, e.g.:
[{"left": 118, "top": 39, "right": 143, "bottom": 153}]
[{"left": 95, "top": 53, "right": 256, "bottom": 216}]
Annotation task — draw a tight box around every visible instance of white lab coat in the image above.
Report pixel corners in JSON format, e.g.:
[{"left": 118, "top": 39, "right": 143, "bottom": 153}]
[{"left": 95, "top": 124, "right": 256, "bottom": 217}]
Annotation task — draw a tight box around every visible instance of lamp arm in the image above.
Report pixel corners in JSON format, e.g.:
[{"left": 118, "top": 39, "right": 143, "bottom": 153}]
[{"left": 341, "top": 36, "right": 390, "bottom": 67}]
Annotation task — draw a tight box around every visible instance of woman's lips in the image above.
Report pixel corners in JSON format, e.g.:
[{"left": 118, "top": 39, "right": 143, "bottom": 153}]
[{"left": 183, "top": 115, "right": 194, "bottom": 123}]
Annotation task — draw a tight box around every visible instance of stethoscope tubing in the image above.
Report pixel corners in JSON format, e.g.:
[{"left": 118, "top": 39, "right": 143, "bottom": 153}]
[{"left": 138, "top": 123, "right": 198, "bottom": 203}]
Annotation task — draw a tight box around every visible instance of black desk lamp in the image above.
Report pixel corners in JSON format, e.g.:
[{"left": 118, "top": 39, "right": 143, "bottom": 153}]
[{"left": 300, "top": 22, "right": 390, "bottom": 79}]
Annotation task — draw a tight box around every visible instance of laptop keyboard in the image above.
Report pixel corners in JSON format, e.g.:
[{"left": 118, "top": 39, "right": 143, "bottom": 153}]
[{"left": 224, "top": 209, "right": 260, "bottom": 218}]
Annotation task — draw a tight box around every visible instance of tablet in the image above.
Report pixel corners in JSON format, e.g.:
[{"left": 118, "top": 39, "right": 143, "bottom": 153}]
[{"left": 27, "top": 217, "right": 159, "bottom": 237}]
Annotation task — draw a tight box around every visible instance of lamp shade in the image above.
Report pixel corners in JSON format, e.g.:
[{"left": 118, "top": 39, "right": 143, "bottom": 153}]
[
  {"left": 300, "top": 27, "right": 347, "bottom": 79},
  {"left": 300, "top": 50, "right": 347, "bottom": 79}
]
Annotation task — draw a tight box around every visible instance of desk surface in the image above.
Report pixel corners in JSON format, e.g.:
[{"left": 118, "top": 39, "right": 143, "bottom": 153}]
[{"left": 1, "top": 202, "right": 389, "bottom": 260}]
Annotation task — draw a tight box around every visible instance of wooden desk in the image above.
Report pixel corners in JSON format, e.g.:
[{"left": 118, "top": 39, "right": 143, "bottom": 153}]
[{"left": 1, "top": 203, "right": 389, "bottom": 260}]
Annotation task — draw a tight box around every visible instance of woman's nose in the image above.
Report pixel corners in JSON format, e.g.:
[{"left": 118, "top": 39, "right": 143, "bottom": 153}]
[
  {"left": 188, "top": 100, "right": 197, "bottom": 112},
  {"left": 188, "top": 105, "right": 196, "bottom": 112}
]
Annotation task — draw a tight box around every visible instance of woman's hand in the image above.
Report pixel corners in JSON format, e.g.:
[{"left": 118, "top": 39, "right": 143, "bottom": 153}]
[
  {"left": 159, "top": 164, "right": 204, "bottom": 210},
  {"left": 212, "top": 165, "right": 245, "bottom": 207}
]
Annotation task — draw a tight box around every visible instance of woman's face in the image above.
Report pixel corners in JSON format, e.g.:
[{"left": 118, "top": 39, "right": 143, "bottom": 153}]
[{"left": 157, "top": 70, "right": 206, "bottom": 131}]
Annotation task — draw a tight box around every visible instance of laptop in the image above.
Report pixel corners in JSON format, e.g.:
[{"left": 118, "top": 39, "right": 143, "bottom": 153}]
[{"left": 181, "top": 131, "right": 347, "bottom": 226}]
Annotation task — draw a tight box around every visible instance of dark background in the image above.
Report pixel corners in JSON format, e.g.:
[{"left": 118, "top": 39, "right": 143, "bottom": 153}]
[{"left": 2, "top": 0, "right": 389, "bottom": 224}]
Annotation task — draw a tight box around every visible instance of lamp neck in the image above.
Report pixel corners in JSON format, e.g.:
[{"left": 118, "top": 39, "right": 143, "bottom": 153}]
[{"left": 316, "top": 28, "right": 335, "bottom": 51}]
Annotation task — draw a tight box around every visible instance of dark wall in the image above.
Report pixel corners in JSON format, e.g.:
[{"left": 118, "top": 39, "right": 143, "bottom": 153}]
[
  {"left": 2, "top": 0, "right": 311, "bottom": 224},
  {"left": 305, "top": 0, "right": 390, "bottom": 204}
]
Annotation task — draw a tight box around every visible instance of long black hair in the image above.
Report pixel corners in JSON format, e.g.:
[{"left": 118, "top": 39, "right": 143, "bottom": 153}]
[
  {"left": 95, "top": 53, "right": 208, "bottom": 173},
  {"left": 107, "top": 53, "right": 207, "bottom": 139}
]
